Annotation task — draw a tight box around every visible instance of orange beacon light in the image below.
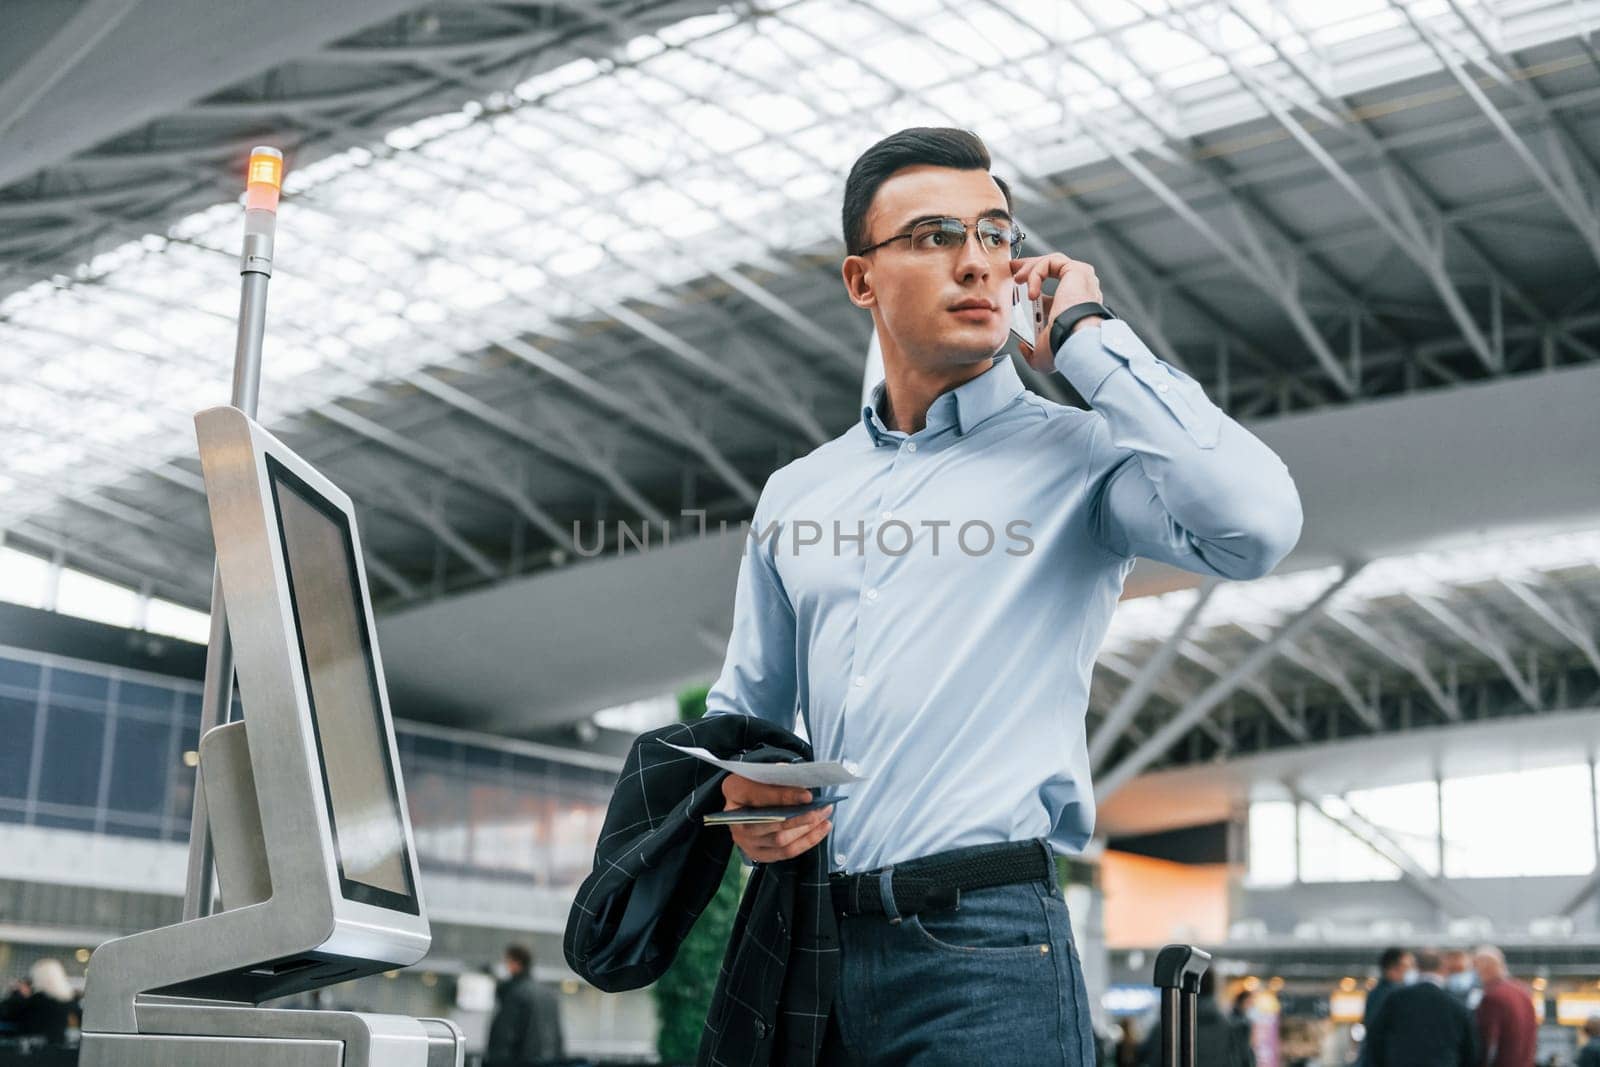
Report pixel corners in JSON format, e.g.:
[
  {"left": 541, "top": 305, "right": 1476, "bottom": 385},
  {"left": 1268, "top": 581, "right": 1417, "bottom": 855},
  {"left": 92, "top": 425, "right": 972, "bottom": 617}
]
[{"left": 245, "top": 146, "right": 283, "bottom": 214}]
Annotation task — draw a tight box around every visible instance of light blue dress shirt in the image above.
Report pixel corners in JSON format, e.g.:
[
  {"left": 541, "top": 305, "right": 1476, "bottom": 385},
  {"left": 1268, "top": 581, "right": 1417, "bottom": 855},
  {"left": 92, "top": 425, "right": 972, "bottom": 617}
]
[{"left": 704, "top": 319, "right": 1303, "bottom": 874}]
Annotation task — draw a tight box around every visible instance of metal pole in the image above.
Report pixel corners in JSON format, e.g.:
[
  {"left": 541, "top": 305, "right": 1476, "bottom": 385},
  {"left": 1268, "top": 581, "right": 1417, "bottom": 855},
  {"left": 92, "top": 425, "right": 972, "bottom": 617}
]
[{"left": 181, "top": 148, "right": 281, "bottom": 922}]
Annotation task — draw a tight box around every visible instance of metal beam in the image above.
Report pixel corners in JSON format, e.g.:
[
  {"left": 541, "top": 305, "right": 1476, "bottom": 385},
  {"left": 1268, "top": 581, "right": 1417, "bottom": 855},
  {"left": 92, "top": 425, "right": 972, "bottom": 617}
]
[
  {"left": 1326, "top": 610, "right": 1463, "bottom": 721},
  {"left": 0, "top": 0, "right": 147, "bottom": 147},
  {"left": 1089, "top": 581, "right": 1219, "bottom": 771},
  {"left": 1407, "top": 589, "right": 1542, "bottom": 708},
  {"left": 314, "top": 402, "right": 577, "bottom": 553},
  {"left": 1499, "top": 575, "right": 1600, "bottom": 678},
  {"left": 1096, "top": 564, "right": 1362, "bottom": 801}
]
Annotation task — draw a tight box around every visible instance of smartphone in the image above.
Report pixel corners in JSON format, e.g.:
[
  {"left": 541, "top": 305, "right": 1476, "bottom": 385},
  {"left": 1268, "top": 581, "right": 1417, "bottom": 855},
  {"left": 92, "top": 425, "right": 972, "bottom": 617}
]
[
  {"left": 1009, "top": 280, "right": 1046, "bottom": 348},
  {"left": 703, "top": 795, "right": 846, "bottom": 826}
]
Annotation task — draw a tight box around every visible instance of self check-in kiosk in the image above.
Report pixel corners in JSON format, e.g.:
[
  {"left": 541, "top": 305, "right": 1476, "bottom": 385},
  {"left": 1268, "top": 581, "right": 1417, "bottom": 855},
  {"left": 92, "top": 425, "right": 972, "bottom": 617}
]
[
  {"left": 80, "top": 407, "right": 463, "bottom": 1065},
  {"left": 77, "top": 146, "right": 463, "bottom": 1065}
]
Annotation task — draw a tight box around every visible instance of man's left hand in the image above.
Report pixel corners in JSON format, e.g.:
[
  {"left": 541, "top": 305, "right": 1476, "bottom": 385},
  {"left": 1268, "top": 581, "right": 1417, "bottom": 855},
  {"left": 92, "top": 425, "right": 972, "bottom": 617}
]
[{"left": 1011, "top": 252, "right": 1104, "bottom": 373}]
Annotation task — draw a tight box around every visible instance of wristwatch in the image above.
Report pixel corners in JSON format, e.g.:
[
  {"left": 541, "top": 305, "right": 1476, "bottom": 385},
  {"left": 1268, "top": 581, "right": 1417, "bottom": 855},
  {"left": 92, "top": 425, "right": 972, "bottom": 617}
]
[{"left": 1048, "top": 301, "right": 1118, "bottom": 357}]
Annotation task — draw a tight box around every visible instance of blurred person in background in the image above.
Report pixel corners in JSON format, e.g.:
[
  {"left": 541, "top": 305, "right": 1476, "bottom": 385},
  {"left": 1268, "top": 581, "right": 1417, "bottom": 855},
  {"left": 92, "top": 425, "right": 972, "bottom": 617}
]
[
  {"left": 1578, "top": 1014, "right": 1600, "bottom": 1067},
  {"left": 1139, "top": 969, "right": 1253, "bottom": 1067},
  {"left": 1357, "top": 947, "right": 1416, "bottom": 1066},
  {"left": 0, "top": 958, "right": 77, "bottom": 1046},
  {"left": 486, "top": 943, "right": 564, "bottom": 1067},
  {"left": 1363, "top": 948, "right": 1476, "bottom": 1067},
  {"left": 1113, "top": 1017, "right": 1138, "bottom": 1066},
  {"left": 1472, "top": 945, "right": 1535, "bottom": 1067},
  {"left": 1230, "top": 988, "right": 1256, "bottom": 1049},
  {"left": 1443, "top": 948, "right": 1479, "bottom": 1008}
]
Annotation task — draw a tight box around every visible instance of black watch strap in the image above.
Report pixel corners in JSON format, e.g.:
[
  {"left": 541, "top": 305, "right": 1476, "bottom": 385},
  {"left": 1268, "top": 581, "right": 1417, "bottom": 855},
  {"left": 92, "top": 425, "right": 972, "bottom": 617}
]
[{"left": 1049, "top": 301, "right": 1117, "bottom": 357}]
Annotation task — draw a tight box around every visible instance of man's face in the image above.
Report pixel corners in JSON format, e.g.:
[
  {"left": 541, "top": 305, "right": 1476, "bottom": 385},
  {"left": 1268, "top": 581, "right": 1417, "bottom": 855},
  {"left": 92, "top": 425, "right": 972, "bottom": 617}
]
[
  {"left": 1387, "top": 952, "right": 1415, "bottom": 980},
  {"left": 844, "top": 164, "right": 1014, "bottom": 368},
  {"left": 504, "top": 955, "right": 522, "bottom": 977}
]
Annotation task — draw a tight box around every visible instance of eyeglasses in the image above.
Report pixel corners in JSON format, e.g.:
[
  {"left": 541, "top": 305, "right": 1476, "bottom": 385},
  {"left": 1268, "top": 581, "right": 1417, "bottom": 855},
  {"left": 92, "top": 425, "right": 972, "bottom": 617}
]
[{"left": 853, "top": 215, "right": 1024, "bottom": 260}]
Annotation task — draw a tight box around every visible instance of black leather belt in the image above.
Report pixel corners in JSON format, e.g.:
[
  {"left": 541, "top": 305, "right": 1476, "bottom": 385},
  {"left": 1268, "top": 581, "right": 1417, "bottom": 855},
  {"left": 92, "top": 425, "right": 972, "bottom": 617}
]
[{"left": 829, "top": 838, "right": 1054, "bottom": 920}]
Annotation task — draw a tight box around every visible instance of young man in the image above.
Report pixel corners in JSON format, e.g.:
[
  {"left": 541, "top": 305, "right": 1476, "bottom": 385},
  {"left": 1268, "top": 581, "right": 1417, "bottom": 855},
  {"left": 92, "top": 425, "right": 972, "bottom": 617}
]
[{"left": 704, "top": 127, "right": 1302, "bottom": 1064}]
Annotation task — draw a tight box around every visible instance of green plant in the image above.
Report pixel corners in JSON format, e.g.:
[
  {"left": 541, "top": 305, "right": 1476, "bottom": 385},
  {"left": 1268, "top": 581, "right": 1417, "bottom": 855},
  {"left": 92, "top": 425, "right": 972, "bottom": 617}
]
[{"left": 651, "top": 683, "right": 743, "bottom": 1065}]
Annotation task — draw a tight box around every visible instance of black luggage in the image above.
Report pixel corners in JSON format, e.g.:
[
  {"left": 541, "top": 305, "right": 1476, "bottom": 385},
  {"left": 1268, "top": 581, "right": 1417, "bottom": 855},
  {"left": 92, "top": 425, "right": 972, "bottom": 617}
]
[{"left": 1152, "top": 943, "right": 1213, "bottom": 1067}]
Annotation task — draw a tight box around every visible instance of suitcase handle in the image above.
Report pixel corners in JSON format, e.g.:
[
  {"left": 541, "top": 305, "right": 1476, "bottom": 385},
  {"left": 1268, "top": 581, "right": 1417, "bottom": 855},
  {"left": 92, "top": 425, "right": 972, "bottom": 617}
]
[{"left": 1153, "top": 944, "right": 1212, "bottom": 1067}]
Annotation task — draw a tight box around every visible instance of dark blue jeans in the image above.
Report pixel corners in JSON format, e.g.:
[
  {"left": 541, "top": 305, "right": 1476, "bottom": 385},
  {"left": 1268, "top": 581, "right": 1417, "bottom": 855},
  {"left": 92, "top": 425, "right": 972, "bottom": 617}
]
[{"left": 819, "top": 838, "right": 1095, "bottom": 1065}]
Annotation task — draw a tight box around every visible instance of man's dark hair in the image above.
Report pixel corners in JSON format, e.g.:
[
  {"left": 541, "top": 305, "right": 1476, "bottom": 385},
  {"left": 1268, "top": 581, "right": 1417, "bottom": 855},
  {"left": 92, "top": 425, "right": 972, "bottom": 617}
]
[
  {"left": 1199, "top": 969, "right": 1217, "bottom": 997},
  {"left": 1378, "top": 946, "right": 1410, "bottom": 972},
  {"left": 505, "top": 944, "right": 533, "bottom": 972},
  {"left": 842, "top": 127, "right": 1014, "bottom": 255},
  {"left": 1414, "top": 948, "right": 1443, "bottom": 973}
]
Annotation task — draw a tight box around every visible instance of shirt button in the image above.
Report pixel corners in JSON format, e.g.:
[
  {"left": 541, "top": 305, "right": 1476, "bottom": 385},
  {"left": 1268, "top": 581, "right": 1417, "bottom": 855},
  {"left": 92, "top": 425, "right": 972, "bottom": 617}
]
[
  {"left": 881, "top": 510, "right": 893, "bottom": 520},
  {"left": 905, "top": 441, "right": 917, "bottom": 453},
  {"left": 853, "top": 675, "right": 866, "bottom": 687},
  {"left": 865, "top": 588, "right": 878, "bottom": 601},
  {"left": 1157, "top": 381, "right": 1170, "bottom": 394},
  {"left": 835, "top": 853, "right": 847, "bottom": 866}
]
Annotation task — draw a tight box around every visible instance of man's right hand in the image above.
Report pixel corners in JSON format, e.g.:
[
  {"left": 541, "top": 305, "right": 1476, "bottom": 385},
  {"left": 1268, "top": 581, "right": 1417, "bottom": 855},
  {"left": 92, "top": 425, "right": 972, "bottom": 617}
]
[{"left": 720, "top": 773, "right": 833, "bottom": 863}]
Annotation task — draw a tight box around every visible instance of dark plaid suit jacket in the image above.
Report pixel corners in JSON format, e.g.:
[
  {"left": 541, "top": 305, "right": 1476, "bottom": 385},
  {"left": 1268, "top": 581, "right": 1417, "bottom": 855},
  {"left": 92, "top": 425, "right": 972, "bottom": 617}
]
[{"left": 563, "top": 714, "right": 840, "bottom": 1066}]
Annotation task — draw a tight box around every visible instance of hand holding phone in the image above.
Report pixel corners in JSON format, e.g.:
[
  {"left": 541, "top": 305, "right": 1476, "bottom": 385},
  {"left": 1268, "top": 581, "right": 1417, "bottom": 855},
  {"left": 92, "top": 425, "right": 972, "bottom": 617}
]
[{"left": 1009, "top": 280, "right": 1046, "bottom": 350}]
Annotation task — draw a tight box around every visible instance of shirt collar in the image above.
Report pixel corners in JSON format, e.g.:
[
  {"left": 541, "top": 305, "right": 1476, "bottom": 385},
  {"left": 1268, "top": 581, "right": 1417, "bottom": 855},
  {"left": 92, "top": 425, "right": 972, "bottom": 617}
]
[{"left": 860, "top": 354, "right": 1023, "bottom": 446}]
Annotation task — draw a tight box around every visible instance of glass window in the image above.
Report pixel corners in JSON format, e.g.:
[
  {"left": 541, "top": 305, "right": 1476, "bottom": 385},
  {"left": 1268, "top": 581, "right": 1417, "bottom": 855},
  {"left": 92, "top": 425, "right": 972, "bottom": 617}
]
[
  {"left": 166, "top": 758, "right": 196, "bottom": 840},
  {"left": 34, "top": 810, "right": 97, "bottom": 833},
  {"left": 0, "top": 547, "right": 52, "bottom": 609},
  {"left": 120, "top": 681, "right": 178, "bottom": 716},
  {"left": 50, "top": 669, "right": 109, "bottom": 704},
  {"left": 35, "top": 704, "right": 106, "bottom": 809},
  {"left": 103, "top": 815, "right": 167, "bottom": 840},
  {"left": 407, "top": 766, "right": 469, "bottom": 866},
  {"left": 1245, "top": 800, "right": 1296, "bottom": 887},
  {"left": 1298, "top": 799, "right": 1402, "bottom": 882},
  {"left": 107, "top": 717, "right": 172, "bottom": 815},
  {"left": 0, "top": 656, "right": 41, "bottom": 691},
  {"left": 55, "top": 569, "right": 139, "bottom": 628},
  {"left": 145, "top": 599, "right": 211, "bottom": 644},
  {"left": 0, "top": 694, "right": 37, "bottom": 799},
  {"left": 1443, "top": 764, "right": 1596, "bottom": 878},
  {"left": 1346, "top": 779, "right": 1441, "bottom": 877},
  {"left": 550, "top": 799, "right": 608, "bottom": 887}
]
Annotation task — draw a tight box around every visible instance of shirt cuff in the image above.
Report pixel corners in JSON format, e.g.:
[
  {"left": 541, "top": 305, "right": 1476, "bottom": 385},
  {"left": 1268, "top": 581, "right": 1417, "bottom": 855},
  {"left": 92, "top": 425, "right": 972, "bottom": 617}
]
[{"left": 1050, "top": 322, "right": 1121, "bottom": 402}]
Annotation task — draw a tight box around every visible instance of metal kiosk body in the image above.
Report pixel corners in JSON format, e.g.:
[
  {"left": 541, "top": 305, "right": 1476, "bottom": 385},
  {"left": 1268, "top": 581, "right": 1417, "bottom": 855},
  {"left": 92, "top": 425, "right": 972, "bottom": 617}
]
[{"left": 79, "top": 407, "right": 463, "bottom": 1066}]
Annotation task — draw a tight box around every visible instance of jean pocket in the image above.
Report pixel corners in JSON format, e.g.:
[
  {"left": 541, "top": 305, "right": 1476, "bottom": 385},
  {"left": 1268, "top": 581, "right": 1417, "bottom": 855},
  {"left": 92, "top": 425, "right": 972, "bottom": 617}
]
[{"left": 905, "top": 883, "right": 1055, "bottom": 958}]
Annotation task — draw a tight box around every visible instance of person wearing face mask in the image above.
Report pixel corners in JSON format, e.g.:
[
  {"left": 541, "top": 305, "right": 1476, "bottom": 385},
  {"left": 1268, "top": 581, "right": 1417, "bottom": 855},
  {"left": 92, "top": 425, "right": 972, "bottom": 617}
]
[
  {"left": 1443, "top": 949, "right": 1480, "bottom": 1008},
  {"left": 1356, "top": 947, "right": 1415, "bottom": 1066},
  {"left": 485, "top": 944, "right": 564, "bottom": 1067},
  {"left": 1363, "top": 948, "right": 1477, "bottom": 1067}
]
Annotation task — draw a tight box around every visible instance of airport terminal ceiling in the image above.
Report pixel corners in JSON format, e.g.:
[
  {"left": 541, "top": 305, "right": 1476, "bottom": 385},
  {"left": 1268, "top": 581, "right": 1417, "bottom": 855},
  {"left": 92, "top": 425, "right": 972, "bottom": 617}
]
[{"left": 3, "top": 0, "right": 1599, "bottom": 753}]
